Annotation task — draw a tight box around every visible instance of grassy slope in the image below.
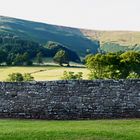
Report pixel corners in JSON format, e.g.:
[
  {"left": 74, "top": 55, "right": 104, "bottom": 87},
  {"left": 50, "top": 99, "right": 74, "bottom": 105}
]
[
  {"left": 1, "top": 16, "right": 140, "bottom": 57},
  {"left": 0, "top": 16, "right": 99, "bottom": 56},
  {"left": 1, "top": 16, "right": 140, "bottom": 56},
  {"left": 0, "top": 65, "right": 89, "bottom": 81},
  {"left": 0, "top": 119, "right": 139, "bottom": 140},
  {"left": 81, "top": 29, "right": 140, "bottom": 46}
]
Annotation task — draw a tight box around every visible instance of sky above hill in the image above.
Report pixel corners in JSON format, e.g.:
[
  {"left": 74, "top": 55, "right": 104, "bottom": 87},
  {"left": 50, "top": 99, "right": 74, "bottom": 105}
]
[{"left": 0, "top": 0, "right": 140, "bottom": 31}]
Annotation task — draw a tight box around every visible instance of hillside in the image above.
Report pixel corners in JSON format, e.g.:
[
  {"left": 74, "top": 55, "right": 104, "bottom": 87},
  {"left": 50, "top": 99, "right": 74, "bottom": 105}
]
[
  {"left": 81, "top": 30, "right": 140, "bottom": 52},
  {"left": 0, "top": 16, "right": 99, "bottom": 56},
  {"left": 0, "top": 16, "right": 140, "bottom": 55},
  {"left": 81, "top": 29, "right": 140, "bottom": 46}
]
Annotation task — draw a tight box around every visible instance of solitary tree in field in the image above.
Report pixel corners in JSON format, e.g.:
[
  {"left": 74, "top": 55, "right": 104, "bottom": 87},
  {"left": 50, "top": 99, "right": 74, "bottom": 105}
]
[{"left": 53, "top": 50, "right": 70, "bottom": 66}]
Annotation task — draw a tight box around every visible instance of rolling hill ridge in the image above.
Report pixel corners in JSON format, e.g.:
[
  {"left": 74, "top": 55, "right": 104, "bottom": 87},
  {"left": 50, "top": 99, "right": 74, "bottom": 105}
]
[
  {"left": 0, "top": 16, "right": 99, "bottom": 56},
  {"left": 0, "top": 16, "right": 140, "bottom": 55}
]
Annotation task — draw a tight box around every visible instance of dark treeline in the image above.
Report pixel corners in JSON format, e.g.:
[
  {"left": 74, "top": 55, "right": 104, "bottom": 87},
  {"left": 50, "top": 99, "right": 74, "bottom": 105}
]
[
  {"left": 86, "top": 51, "right": 140, "bottom": 79},
  {"left": 0, "top": 35, "right": 80, "bottom": 65}
]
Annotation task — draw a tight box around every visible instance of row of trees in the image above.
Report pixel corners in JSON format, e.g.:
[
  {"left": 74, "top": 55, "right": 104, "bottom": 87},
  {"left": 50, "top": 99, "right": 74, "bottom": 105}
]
[
  {"left": 0, "top": 36, "right": 80, "bottom": 66},
  {"left": 0, "top": 36, "right": 46, "bottom": 65},
  {"left": 0, "top": 49, "right": 71, "bottom": 67},
  {"left": 0, "top": 42, "right": 80, "bottom": 66},
  {"left": 86, "top": 51, "right": 140, "bottom": 79},
  {"left": 0, "top": 50, "right": 43, "bottom": 66}
]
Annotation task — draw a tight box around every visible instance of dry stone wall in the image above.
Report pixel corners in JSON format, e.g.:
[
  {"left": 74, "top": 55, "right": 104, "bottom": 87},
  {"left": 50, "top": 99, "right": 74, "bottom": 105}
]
[{"left": 0, "top": 80, "right": 139, "bottom": 119}]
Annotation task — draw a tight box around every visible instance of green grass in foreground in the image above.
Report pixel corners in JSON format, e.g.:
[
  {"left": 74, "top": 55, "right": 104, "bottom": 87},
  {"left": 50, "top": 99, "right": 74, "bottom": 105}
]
[{"left": 0, "top": 119, "right": 139, "bottom": 140}]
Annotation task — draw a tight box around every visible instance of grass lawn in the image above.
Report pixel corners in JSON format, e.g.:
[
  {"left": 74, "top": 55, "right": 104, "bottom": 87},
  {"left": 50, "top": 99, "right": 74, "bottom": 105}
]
[
  {"left": 0, "top": 119, "right": 139, "bottom": 140},
  {"left": 0, "top": 65, "right": 89, "bottom": 81}
]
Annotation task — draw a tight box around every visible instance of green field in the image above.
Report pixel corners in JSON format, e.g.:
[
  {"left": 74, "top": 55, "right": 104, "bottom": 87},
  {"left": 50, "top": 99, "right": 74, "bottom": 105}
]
[
  {"left": 0, "top": 65, "right": 89, "bottom": 81},
  {"left": 0, "top": 119, "right": 139, "bottom": 140}
]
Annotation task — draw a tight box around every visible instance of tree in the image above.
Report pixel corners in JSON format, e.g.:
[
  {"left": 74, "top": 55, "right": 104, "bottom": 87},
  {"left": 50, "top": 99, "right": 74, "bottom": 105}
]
[
  {"left": 22, "top": 52, "right": 33, "bottom": 65},
  {"left": 36, "top": 52, "right": 43, "bottom": 64},
  {"left": 104, "top": 53, "right": 121, "bottom": 79},
  {"left": 86, "top": 54, "right": 107, "bottom": 79},
  {"left": 0, "top": 49, "right": 7, "bottom": 65},
  {"left": 13, "top": 54, "right": 24, "bottom": 65},
  {"left": 23, "top": 52, "right": 29, "bottom": 61},
  {"left": 45, "top": 41, "right": 81, "bottom": 63},
  {"left": 53, "top": 50, "right": 70, "bottom": 66},
  {"left": 86, "top": 51, "right": 140, "bottom": 80},
  {"left": 13, "top": 53, "right": 33, "bottom": 66},
  {"left": 6, "top": 53, "right": 15, "bottom": 65},
  {"left": 120, "top": 51, "right": 140, "bottom": 76},
  {"left": 61, "top": 71, "right": 83, "bottom": 80}
]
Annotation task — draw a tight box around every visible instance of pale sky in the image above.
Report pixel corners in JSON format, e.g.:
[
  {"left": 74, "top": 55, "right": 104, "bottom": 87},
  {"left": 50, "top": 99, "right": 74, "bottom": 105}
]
[{"left": 0, "top": 0, "right": 140, "bottom": 31}]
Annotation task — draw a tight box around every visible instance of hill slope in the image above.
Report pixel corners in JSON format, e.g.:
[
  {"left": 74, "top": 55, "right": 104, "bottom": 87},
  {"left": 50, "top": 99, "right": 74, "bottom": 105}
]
[
  {"left": 0, "top": 16, "right": 140, "bottom": 55},
  {"left": 81, "top": 29, "right": 140, "bottom": 46},
  {"left": 0, "top": 16, "right": 99, "bottom": 56}
]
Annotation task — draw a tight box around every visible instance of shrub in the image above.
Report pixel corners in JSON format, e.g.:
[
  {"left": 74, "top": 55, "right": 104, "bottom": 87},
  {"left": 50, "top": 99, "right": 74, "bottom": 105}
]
[
  {"left": 6, "top": 73, "right": 34, "bottom": 82},
  {"left": 23, "top": 73, "right": 34, "bottom": 81},
  {"left": 7, "top": 73, "right": 23, "bottom": 82},
  {"left": 61, "top": 71, "right": 83, "bottom": 80},
  {"left": 127, "top": 72, "right": 140, "bottom": 79}
]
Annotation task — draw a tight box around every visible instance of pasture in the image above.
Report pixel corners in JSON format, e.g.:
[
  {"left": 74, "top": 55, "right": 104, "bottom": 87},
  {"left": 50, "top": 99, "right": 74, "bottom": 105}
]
[{"left": 0, "top": 65, "right": 89, "bottom": 81}]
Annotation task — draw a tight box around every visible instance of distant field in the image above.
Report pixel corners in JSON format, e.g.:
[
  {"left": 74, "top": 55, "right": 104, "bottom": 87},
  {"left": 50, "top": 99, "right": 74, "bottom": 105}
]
[
  {"left": 0, "top": 119, "right": 139, "bottom": 140},
  {"left": 0, "top": 65, "right": 89, "bottom": 81}
]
